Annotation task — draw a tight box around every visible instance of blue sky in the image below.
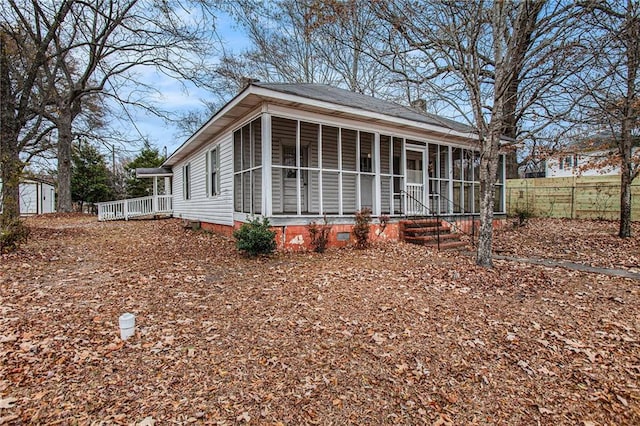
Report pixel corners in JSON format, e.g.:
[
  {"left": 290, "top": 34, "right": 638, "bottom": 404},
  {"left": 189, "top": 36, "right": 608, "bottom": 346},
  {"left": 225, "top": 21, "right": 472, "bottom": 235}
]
[{"left": 122, "top": 11, "right": 250, "bottom": 159}]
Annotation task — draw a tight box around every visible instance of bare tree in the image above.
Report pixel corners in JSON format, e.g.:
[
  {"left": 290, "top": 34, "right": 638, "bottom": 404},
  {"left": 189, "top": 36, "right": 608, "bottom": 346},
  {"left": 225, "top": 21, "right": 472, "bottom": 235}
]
[
  {"left": 221, "top": 0, "right": 397, "bottom": 100},
  {"left": 375, "top": 1, "right": 581, "bottom": 267},
  {"left": 1, "top": 0, "right": 72, "bottom": 241},
  {"left": 574, "top": 0, "right": 639, "bottom": 238},
  {"left": 32, "top": 0, "right": 220, "bottom": 212}
]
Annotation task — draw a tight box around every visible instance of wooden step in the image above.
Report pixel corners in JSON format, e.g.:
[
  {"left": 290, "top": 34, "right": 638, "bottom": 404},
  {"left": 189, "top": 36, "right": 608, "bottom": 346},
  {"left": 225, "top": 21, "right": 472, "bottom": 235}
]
[
  {"left": 404, "top": 233, "right": 461, "bottom": 243},
  {"left": 403, "top": 225, "right": 451, "bottom": 236},
  {"left": 399, "top": 219, "right": 442, "bottom": 227}
]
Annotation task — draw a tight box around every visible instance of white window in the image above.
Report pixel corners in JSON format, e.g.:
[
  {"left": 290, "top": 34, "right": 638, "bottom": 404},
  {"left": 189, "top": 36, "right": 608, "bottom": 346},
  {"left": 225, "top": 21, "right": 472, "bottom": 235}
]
[
  {"left": 182, "top": 163, "right": 191, "bottom": 200},
  {"left": 207, "top": 147, "right": 220, "bottom": 196},
  {"left": 565, "top": 156, "right": 573, "bottom": 168}
]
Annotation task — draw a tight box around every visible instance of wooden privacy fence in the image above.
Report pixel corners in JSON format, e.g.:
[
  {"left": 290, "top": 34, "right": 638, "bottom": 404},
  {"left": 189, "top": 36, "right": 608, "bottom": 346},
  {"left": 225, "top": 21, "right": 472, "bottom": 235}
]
[{"left": 506, "top": 176, "right": 640, "bottom": 221}]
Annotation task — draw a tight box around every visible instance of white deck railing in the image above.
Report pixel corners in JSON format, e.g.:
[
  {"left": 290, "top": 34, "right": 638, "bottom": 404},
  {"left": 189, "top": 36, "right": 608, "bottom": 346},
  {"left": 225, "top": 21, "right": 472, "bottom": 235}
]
[{"left": 97, "top": 195, "right": 173, "bottom": 221}]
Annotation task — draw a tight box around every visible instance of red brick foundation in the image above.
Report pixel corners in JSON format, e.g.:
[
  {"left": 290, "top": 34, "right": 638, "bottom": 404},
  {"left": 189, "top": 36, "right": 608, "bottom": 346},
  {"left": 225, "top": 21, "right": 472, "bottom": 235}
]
[
  {"left": 197, "top": 217, "right": 504, "bottom": 252},
  {"left": 200, "top": 221, "right": 235, "bottom": 238}
]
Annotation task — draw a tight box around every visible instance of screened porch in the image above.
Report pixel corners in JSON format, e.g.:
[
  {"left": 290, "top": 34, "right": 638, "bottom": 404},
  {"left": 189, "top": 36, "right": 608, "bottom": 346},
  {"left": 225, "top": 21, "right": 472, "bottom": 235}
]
[{"left": 232, "top": 114, "right": 505, "bottom": 219}]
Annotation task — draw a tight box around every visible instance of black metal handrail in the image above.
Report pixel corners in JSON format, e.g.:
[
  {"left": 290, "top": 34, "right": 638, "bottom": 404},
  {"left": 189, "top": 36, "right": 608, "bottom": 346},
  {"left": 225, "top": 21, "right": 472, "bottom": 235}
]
[{"left": 400, "top": 189, "right": 479, "bottom": 249}]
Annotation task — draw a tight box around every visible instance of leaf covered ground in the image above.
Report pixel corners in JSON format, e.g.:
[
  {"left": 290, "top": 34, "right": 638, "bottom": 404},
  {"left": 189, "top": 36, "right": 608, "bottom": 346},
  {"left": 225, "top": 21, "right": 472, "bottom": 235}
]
[{"left": 1, "top": 215, "right": 639, "bottom": 425}]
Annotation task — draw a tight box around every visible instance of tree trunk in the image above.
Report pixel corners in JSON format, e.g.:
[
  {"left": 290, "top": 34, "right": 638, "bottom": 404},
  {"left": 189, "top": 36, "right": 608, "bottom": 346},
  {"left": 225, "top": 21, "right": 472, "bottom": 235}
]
[
  {"left": 57, "top": 114, "right": 74, "bottom": 212},
  {"left": 0, "top": 34, "right": 22, "bottom": 229},
  {"left": 619, "top": 160, "right": 632, "bottom": 238},
  {"left": 0, "top": 144, "right": 22, "bottom": 229},
  {"left": 476, "top": 129, "right": 501, "bottom": 267}
]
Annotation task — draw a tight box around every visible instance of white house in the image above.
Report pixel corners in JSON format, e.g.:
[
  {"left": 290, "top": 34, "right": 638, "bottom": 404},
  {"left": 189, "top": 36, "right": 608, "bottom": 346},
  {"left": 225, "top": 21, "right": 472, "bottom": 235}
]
[
  {"left": 545, "top": 136, "right": 639, "bottom": 178},
  {"left": 0, "top": 178, "right": 56, "bottom": 215},
  {"left": 98, "top": 83, "right": 506, "bottom": 249}
]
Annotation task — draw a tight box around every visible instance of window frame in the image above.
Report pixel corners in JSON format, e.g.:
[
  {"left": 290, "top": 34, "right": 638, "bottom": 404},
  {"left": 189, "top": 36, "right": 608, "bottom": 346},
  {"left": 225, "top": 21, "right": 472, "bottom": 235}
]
[
  {"left": 207, "top": 147, "right": 220, "bottom": 197},
  {"left": 182, "top": 162, "right": 191, "bottom": 200}
]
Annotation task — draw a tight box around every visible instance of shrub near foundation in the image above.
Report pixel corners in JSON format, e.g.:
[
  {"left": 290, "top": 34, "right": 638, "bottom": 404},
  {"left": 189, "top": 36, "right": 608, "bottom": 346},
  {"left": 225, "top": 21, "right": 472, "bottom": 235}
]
[
  {"left": 352, "top": 208, "right": 372, "bottom": 249},
  {"left": 307, "top": 215, "right": 332, "bottom": 253},
  {"left": 233, "top": 217, "right": 277, "bottom": 257}
]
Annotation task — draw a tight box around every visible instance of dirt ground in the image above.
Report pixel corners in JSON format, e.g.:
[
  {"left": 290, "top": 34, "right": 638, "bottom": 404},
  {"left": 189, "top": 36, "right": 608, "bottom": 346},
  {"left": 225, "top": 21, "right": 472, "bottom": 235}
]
[{"left": 0, "top": 215, "right": 638, "bottom": 425}]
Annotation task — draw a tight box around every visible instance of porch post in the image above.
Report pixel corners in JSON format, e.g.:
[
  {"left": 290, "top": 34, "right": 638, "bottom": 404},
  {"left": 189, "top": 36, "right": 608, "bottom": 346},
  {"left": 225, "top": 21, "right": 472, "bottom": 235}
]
[
  {"left": 262, "top": 112, "right": 272, "bottom": 217},
  {"left": 153, "top": 176, "right": 158, "bottom": 213},
  {"left": 374, "top": 133, "right": 381, "bottom": 216}
]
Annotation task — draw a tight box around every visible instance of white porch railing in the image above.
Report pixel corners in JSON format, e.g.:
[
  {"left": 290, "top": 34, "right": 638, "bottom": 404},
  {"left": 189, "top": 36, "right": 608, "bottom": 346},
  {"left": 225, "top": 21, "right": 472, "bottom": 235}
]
[
  {"left": 97, "top": 195, "right": 173, "bottom": 221},
  {"left": 406, "top": 183, "right": 426, "bottom": 215}
]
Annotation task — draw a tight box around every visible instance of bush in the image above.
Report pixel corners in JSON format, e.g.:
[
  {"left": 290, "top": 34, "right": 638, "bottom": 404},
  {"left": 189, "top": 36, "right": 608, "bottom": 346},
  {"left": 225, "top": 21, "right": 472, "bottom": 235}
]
[
  {"left": 307, "top": 215, "right": 332, "bottom": 253},
  {"left": 352, "top": 208, "right": 372, "bottom": 249},
  {"left": 233, "top": 217, "right": 277, "bottom": 256},
  {"left": 514, "top": 205, "right": 534, "bottom": 227},
  {"left": 0, "top": 219, "right": 30, "bottom": 253}
]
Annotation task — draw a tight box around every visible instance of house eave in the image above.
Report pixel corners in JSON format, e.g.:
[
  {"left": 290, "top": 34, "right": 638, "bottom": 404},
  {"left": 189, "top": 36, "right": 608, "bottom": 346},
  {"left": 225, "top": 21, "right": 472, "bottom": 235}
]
[{"left": 163, "top": 83, "right": 494, "bottom": 167}]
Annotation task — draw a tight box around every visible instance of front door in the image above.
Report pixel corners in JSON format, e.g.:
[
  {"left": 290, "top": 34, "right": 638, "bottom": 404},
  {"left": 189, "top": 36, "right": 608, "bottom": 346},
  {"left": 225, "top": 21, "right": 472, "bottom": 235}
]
[{"left": 405, "top": 146, "right": 427, "bottom": 215}]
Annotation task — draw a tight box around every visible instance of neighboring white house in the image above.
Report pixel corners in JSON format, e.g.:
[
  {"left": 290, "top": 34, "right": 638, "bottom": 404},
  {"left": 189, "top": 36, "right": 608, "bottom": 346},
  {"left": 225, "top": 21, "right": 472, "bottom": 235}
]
[
  {"left": 99, "top": 82, "right": 507, "bottom": 249},
  {"left": 545, "top": 136, "right": 639, "bottom": 178},
  {"left": 0, "top": 178, "right": 56, "bottom": 215}
]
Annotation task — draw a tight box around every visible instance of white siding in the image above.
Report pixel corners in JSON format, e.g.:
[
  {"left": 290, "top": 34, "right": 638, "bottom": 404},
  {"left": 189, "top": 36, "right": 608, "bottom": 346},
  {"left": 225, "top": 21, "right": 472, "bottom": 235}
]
[{"left": 172, "top": 133, "right": 234, "bottom": 225}]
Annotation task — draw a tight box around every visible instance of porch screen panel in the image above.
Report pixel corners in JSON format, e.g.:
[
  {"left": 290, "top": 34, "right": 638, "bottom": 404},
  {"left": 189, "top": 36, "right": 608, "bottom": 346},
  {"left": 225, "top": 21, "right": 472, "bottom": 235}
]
[
  {"left": 453, "top": 147, "right": 462, "bottom": 180},
  {"left": 359, "top": 132, "right": 374, "bottom": 172},
  {"left": 359, "top": 132, "right": 375, "bottom": 212},
  {"left": 272, "top": 117, "right": 297, "bottom": 165},
  {"left": 322, "top": 126, "right": 339, "bottom": 169},
  {"left": 392, "top": 137, "right": 404, "bottom": 215},
  {"left": 473, "top": 152, "right": 480, "bottom": 182},
  {"left": 234, "top": 132, "right": 241, "bottom": 171},
  {"left": 252, "top": 118, "right": 262, "bottom": 167},
  {"left": 271, "top": 168, "right": 283, "bottom": 214},
  {"left": 281, "top": 145, "right": 297, "bottom": 214},
  {"left": 380, "top": 135, "right": 391, "bottom": 174},
  {"left": 322, "top": 171, "right": 339, "bottom": 214},
  {"left": 439, "top": 180, "right": 450, "bottom": 213},
  {"left": 428, "top": 144, "right": 439, "bottom": 213},
  {"left": 342, "top": 173, "right": 357, "bottom": 213},
  {"left": 243, "top": 172, "right": 251, "bottom": 213},
  {"left": 242, "top": 125, "right": 251, "bottom": 170},
  {"left": 307, "top": 170, "right": 320, "bottom": 213},
  {"left": 234, "top": 174, "right": 242, "bottom": 211},
  {"left": 341, "top": 129, "right": 357, "bottom": 171},
  {"left": 464, "top": 183, "right": 473, "bottom": 213},
  {"left": 301, "top": 122, "right": 319, "bottom": 168},
  {"left": 453, "top": 182, "right": 462, "bottom": 213},
  {"left": 452, "top": 147, "right": 463, "bottom": 212},
  {"left": 234, "top": 119, "right": 263, "bottom": 215},
  {"left": 494, "top": 185, "right": 504, "bottom": 212},
  {"left": 253, "top": 171, "right": 262, "bottom": 214},
  {"left": 380, "top": 176, "right": 391, "bottom": 214}
]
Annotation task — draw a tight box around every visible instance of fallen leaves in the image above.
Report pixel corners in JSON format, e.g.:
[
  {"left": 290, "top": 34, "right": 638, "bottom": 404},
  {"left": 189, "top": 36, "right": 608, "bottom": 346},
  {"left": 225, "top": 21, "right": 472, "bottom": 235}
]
[
  {"left": 0, "top": 397, "right": 17, "bottom": 409},
  {"left": 0, "top": 214, "right": 638, "bottom": 424}
]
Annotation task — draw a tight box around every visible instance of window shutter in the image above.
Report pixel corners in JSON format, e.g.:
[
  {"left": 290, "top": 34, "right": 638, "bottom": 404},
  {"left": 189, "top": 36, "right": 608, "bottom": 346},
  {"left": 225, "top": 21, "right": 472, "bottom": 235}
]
[{"left": 205, "top": 152, "right": 210, "bottom": 196}]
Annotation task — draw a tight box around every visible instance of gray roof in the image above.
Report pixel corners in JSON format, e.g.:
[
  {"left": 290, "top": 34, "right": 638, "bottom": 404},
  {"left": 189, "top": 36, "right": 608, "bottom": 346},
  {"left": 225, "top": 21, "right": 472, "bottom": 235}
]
[{"left": 253, "top": 82, "right": 475, "bottom": 134}]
